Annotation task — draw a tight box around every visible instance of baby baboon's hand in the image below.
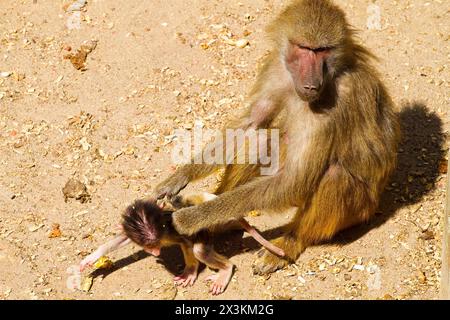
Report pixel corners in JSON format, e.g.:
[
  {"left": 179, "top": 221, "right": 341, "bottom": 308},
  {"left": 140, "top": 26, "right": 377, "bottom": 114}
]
[
  {"left": 79, "top": 252, "right": 99, "bottom": 272},
  {"left": 153, "top": 173, "right": 189, "bottom": 200}
]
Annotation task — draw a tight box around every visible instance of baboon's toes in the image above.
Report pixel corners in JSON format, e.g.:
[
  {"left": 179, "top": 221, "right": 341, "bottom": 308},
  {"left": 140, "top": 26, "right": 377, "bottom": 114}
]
[{"left": 252, "top": 250, "right": 289, "bottom": 275}]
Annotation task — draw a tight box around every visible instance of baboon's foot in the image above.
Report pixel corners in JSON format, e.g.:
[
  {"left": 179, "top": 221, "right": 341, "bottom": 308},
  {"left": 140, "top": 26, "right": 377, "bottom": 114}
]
[
  {"left": 252, "top": 248, "right": 290, "bottom": 275},
  {"left": 252, "top": 237, "right": 302, "bottom": 275}
]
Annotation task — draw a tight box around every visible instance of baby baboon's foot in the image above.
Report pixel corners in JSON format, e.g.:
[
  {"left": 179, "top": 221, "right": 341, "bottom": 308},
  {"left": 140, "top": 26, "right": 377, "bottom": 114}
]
[
  {"left": 252, "top": 249, "right": 290, "bottom": 275},
  {"left": 205, "top": 267, "right": 233, "bottom": 295},
  {"left": 174, "top": 267, "right": 198, "bottom": 287}
]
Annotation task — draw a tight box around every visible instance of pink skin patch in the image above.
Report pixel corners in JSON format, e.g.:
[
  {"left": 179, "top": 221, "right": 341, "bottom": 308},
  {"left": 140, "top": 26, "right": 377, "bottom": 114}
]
[
  {"left": 250, "top": 99, "right": 274, "bottom": 127},
  {"left": 145, "top": 247, "right": 161, "bottom": 256}
]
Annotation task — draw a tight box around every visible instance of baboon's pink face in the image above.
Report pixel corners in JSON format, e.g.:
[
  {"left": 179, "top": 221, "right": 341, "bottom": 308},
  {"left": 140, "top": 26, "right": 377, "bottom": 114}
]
[{"left": 286, "top": 42, "right": 333, "bottom": 102}]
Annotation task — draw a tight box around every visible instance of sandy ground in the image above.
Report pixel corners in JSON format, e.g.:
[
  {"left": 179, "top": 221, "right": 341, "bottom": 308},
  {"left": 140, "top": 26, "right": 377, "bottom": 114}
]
[{"left": 0, "top": 0, "right": 448, "bottom": 300}]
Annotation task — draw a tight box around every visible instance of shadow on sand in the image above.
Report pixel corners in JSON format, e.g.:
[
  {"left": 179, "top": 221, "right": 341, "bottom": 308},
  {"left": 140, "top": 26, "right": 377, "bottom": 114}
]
[{"left": 335, "top": 102, "right": 446, "bottom": 244}]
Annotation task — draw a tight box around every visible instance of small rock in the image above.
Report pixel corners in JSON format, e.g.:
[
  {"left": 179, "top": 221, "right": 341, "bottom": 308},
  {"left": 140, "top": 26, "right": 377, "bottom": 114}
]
[
  {"left": 81, "top": 276, "right": 93, "bottom": 292},
  {"left": 63, "top": 40, "right": 97, "bottom": 71},
  {"left": 0, "top": 187, "right": 15, "bottom": 201},
  {"left": 4, "top": 288, "right": 12, "bottom": 297},
  {"left": 297, "top": 276, "right": 306, "bottom": 284},
  {"left": 48, "top": 224, "right": 62, "bottom": 238},
  {"left": 94, "top": 256, "right": 113, "bottom": 270},
  {"left": 79, "top": 137, "right": 91, "bottom": 151},
  {"left": 157, "top": 281, "right": 177, "bottom": 300},
  {"left": 417, "top": 271, "right": 427, "bottom": 284},
  {"left": 248, "top": 210, "right": 260, "bottom": 217},
  {"left": 419, "top": 230, "right": 434, "bottom": 240},
  {"left": 64, "top": 0, "right": 87, "bottom": 12},
  {"left": 353, "top": 264, "right": 365, "bottom": 271},
  {"left": 272, "top": 294, "right": 293, "bottom": 300},
  {"left": 15, "top": 73, "right": 25, "bottom": 81},
  {"left": 331, "top": 267, "right": 341, "bottom": 274},
  {"left": 0, "top": 72, "right": 11, "bottom": 78},
  {"left": 29, "top": 224, "right": 45, "bottom": 232},
  {"left": 62, "top": 178, "right": 91, "bottom": 203},
  {"left": 236, "top": 39, "right": 250, "bottom": 48}
]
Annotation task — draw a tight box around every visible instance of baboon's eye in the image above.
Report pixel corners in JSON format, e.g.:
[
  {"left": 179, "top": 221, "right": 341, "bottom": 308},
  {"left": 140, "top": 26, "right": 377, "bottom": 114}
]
[
  {"left": 313, "top": 47, "right": 333, "bottom": 53},
  {"left": 297, "top": 44, "right": 311, "bottom": 51},
  {"left": 297, "top": 45, "right": 333, "bottom": 53}
]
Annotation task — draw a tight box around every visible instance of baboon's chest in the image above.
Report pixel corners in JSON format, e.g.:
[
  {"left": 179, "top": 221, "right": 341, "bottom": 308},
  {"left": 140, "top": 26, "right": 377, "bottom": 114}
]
[{"left": 285, "top": 104, "right": 325, "bottom": 163}]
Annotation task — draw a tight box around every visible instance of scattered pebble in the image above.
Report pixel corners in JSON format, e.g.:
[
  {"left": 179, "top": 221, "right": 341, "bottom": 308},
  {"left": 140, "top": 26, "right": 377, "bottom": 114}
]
[
  {"left": 81, "top": 276, "right": 93, "bottom": 292},
  {"left": 94, "top": 256, "right": 113, "bottom": 270},
  {"left": 29, "top": 224, "right": 45, "bottom": 232},
  {"left": 62, "top": 178, "right": 91, "bottom": 203},
  {"left": 48, "top": 224, "right": 62, "bottom": 238},
  {"left": 0, "top": 72, "right": 12, "bottom": 78},
  {"left": 353, "top": 264, "right": 365, "bottom": 271},
  {"left": 235, "top": 39, "right": 250, "bottom": 48},
  {"left": 63, "top": 40, "right": 97, "bottom": 71},
  {"left": 63, "top": 0, "right": 87, "bottom": 12}
]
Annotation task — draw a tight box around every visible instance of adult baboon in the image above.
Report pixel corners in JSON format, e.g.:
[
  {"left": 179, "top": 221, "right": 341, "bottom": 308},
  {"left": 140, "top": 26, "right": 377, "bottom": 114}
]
[{"left": 155, "top": 0, "right": 400, "bottom": 274}]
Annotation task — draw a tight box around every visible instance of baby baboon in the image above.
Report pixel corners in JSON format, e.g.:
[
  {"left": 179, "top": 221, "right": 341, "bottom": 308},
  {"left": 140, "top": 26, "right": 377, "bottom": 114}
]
[{"left": 80, "top": 193, "right": 283, "bottom": 295}]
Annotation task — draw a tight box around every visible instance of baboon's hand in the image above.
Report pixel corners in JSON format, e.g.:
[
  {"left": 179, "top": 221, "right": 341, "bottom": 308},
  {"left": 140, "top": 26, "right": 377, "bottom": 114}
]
[
  {"left": 172, "top": 206, "right": 208, "bottom": 236},
  {"left": 153, "top": 173, "right": 189, "bottom": 199}
]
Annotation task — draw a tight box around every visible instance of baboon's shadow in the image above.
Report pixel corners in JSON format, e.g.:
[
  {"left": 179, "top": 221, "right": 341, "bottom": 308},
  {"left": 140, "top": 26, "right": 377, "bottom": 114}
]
[
  {"left": 155, "top": 226, "right": 286, "bottom": 274},
  {"left": 88, "top": 250, "right": 150, "bottom": 279},
  {"left": 335, "top": 102, "right": 446, "bottom": 244},
  {"left": 212, "top": 102, "right": 447, "bottom": 254}
]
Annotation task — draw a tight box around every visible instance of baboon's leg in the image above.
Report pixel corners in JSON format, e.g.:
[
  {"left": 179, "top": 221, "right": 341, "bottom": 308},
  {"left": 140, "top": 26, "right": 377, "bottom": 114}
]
[{"left": 253, "top": 164, "right": 377, "bottom": 275}]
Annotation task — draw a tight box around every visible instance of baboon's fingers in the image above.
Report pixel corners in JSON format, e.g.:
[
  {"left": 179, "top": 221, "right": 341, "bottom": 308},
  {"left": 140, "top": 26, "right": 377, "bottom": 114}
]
[{"left": 154, "top": 175, "right": 189, "bottom": 199}]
